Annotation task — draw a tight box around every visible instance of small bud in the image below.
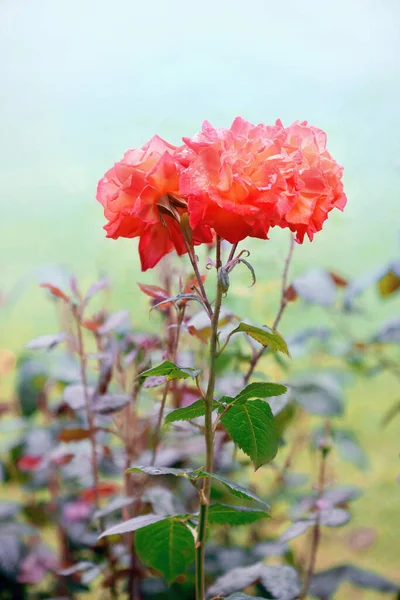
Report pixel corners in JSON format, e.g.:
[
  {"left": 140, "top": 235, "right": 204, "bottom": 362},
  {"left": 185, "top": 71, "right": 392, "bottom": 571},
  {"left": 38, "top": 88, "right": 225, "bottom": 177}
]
[
  {"left": 217, "top": 267, "right": 230, "bottom": 294},
  {"left": 318, "top": 434, "right": 332, "bottom": 457},
  {"left": 179, "top": 213, "right": 193, "bottom": 246}
]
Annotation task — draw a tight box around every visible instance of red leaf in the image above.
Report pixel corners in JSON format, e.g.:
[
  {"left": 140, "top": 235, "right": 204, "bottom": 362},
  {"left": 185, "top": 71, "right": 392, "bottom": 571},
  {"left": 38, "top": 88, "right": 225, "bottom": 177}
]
[
  {"left": 183, "top": 274, "right": 206, "bottom": 295},
  {"left": 18, "top": 455, "right": 43, "bottom": 472},
  {"left": 80, "top": 482, "right": 120, "bottom": 503},
  {"left": 187, "top": 324, "right": 208, "bottom": 343},
  {"left": 174, "top": 384, "right": 199, "bottom": 408},
  {"left": 57, "top": 428, "right": 93, "bottom": 442},
  {"left": 137, "top": 283, "right": 169, "bottom": 301},
  {"left": 329, "top": 272, "right": 348, "bottom": 288},
  {"left": 82, "top": 319, "right": 100, "bottom": 331},
  {"left": 40, "top": 283, "right": 70, "bottom": 303},
  {"left": 51, "top": 453, "right": 74, "bottom": 466},
  {"left": 284, "top": 284, "right": 298, "bottom": 302}
]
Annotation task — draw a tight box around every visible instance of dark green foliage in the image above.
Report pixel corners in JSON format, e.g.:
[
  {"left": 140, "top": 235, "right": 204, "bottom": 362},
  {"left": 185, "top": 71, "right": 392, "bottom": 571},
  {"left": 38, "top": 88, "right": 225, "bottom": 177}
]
[
  {"left": 310, "top": 565, "right": 400, "bottom": 598},
  {"left": 135, "top": 518, "right": 195, "bottom": 583},
  {"left": 220, "top": 400, "right": 278, "bottom": 469},
  {"left": 139, "top": 360, "right": 201, "bottom": 381},
  {"left": 228, "top": 323, "right": 290, "bottom": 356}
]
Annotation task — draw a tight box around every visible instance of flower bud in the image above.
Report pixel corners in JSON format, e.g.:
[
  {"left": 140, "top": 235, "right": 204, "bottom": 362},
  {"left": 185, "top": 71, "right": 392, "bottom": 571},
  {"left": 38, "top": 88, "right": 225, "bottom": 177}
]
[{"left": 218, "top": 267, "right": 230, "bottom": 294}]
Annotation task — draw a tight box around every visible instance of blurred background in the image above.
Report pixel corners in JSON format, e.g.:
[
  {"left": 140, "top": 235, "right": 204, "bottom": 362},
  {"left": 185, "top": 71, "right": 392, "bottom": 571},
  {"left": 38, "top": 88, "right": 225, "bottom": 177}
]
[
  {"left": 1, "top": 0, "right": 400, "bottom": 595},
  {"left": 1, "top": 0, "right": 400, "bottom": 347}
]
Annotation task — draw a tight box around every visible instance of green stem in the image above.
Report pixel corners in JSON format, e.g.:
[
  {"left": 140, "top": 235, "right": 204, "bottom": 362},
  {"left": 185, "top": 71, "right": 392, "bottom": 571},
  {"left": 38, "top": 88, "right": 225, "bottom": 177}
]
[{"left": 195, "top": 238, "right": 223, "bottom": 600}]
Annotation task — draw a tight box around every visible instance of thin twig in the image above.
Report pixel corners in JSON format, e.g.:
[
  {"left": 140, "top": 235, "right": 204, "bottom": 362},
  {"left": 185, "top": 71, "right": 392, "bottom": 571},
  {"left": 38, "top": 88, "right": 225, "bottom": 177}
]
[
  {"left": 150, "top": 381, "right": 171, "bottom": 465},
  {"left": 183, "top": 239, "right": 213, "bottom": 318},
  {"left": 74, "top": 312, "right": 101, "bottom": 511},
  {"left": 243, "top": 234, "right": 295, "bottom": 385},
  {"left": 74, "top": 310, "right": 118, "bottom": 599},
  {"left": 300, "top": 422, "right": 330, "bottom": 599},
  {"left": 227, "top": 242, "right": 239, "bottom": 264},
  {"left": 150, "top": 307, "right": 185, "bottom": 465},
  {"left": 273, "top": 430, "right": 306, "bottom": 491},
  {"left": 115, "top": 351, "right": 142, "bottom": 600}
]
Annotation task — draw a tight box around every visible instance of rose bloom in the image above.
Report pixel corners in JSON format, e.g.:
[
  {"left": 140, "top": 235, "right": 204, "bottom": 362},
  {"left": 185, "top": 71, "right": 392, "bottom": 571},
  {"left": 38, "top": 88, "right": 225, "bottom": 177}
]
[
  {"left": 279, "top": 121, "right": 347, "bottom": 241},
  {"left": 180, "top": 117, "right": 346, "bottom": 244},
  {"left": 97, "top": 136, "right": 212, "bottom": 270},
  {"left": 180, "top": 117, "right": 297, "bottom": 243}
]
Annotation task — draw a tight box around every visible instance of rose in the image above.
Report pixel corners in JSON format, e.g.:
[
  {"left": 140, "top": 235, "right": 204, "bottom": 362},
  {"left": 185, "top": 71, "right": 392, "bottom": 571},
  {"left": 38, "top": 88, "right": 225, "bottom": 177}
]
[
  {"left": 96, "top": 135, "right": 212, "bottom": 271},
  {"left": 179, "top": 117, "right": 346, "bottom": 244},
  {"left": 97, "top": 119, "right": 347, "bottom": 266},
  {"left": 278, "top": 121, "right": 347, "bottom": 241},
  {"left": 179, "top": 117, "right": 301, "bottom": 243}
]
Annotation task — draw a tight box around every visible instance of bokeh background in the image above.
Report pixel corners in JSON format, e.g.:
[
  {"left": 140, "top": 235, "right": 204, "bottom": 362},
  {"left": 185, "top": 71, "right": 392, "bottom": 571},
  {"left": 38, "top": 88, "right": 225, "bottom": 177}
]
[{"left": 1, "top": 0, "right": 400, "bottom": 594}]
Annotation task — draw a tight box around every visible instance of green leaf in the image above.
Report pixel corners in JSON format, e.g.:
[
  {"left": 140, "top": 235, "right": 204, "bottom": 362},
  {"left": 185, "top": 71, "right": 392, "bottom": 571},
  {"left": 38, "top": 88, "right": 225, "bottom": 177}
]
[
  {"left": 99, "top": 514, "right": 166, "bottom": 539},
  {"left": 207, "top": 563, "right": 264, "bottom": 598},
  {"left": 232, "top": 382, "right": 287, "bottom": 405},
  {"left": 17, "top": 359, "right": 48, "bottom": 417},
  {"left": 333, "top": 430, "right": 369, "bottom": 471},
  {"left": 208, "top": 563, "right": 301, "bottom": 600},
  {"left": 126, "top": 465, "right": 194, "bottom": 477},
  {"left": 291, "top": 376, "right": 344, "bottom": 417},
  {"left": 228, "top": 323, "right": 290, "bottom": 356},
  {"left": 310, "top": 564, "right": 400, "bottom": 598},
  {"left": 221, "top": 400, "right": 278, "bottom": 470},
  {"left": 165, "top": 399, "right": 221, "bottom": 424},
  {"left": 139, "top": 360, "right": 201, "bottom": 381},
  {"left": 193, "top": 470, "right": 269, "bottom": 506},
  {"left": 135, "top": 518, "right": 194, "bottom": 584},
  {"left": 292, "top": 268, "right": 337, "bottom": 307},
  {"left": 207, "top": 504, "right": 270, "bottom": 525},
  {"left": 150, "top": 293, "right": 207, "bottom": 313},
  {"left": 126, "top": 466, "right": 268, "bottom": 506}
]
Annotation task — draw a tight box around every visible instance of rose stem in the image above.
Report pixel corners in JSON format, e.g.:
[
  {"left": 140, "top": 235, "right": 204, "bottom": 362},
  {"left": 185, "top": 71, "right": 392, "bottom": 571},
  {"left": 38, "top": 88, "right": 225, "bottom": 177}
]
[
  {"left": 183, "top": 240, "right": 213, "bottom": 319},
  {"left": 195, "top": 236, "right": 223, "bottom": 600},
  {"left": 243, "top": 233, "right": 295, "bottom": 385}
]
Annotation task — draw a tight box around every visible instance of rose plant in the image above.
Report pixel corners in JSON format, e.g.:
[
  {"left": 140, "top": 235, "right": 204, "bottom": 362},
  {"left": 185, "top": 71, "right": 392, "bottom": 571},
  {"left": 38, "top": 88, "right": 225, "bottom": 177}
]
[
  {"left": 1, "top": 117, "right": 399, "bottom": 600},
  {"left": 96, "top": 117, "right": 347, "bottom": 600}
]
